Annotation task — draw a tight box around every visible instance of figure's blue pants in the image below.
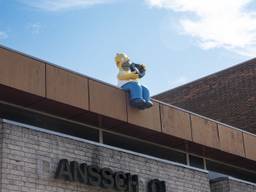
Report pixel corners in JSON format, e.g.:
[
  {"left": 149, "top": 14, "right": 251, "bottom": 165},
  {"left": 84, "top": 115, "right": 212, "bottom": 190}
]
[{"left": 121, "top": 82, "right": 150, "bottom": 102}]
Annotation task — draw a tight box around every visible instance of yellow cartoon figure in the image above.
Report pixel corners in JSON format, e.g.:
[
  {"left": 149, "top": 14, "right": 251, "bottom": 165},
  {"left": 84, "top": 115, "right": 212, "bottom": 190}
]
[{"left": 115, "top": 53, "right": 153, "bottom": 109}]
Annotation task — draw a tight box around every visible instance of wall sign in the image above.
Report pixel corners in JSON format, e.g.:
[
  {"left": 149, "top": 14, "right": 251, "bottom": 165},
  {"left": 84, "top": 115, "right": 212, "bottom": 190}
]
[{"left": 55, "top": 159, "right": 166, "bottom": 192}]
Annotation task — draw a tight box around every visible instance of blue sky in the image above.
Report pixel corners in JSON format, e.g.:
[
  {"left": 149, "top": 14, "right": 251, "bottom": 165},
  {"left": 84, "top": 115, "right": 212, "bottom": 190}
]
[{"left": 1, "top": 0, "right": 255, "bottom": 95}]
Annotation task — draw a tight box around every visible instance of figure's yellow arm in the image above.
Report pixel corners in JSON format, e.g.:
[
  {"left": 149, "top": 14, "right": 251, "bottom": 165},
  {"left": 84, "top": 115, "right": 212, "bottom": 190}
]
[{"left": 118, "top": 72, "right": 138, "bottom": 80}]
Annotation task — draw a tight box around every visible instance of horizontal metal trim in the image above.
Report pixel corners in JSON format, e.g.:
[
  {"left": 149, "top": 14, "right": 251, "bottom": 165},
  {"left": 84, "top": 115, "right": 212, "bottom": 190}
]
[
  {"left": 2, "top": 119, "right": 208, "bottom": 174},
  {"left": 228, "top": 176, "right": 256, "bottom": 186}
]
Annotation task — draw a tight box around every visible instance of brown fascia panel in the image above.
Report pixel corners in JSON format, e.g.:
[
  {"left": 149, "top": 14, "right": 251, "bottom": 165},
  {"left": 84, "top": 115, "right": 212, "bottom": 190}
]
[
  {"left": 243, "top": 132, "right": 256, "bottom": 161},
  {"left": 46, "top": 65, "right": 89, "bottom": 110},
  {"left": 218, "top": 124, "right": 245, "bottom": 157},
  {"left": 1, "top": 45, "right": 256, "bottom": 165},
  {"left": 160, "top": 104, "right": 192, "bottom": 140},
  {"left": 89, "top": 79, "right": 127, "bottom": 122},
  {"left": 0, "top": 47, "right": 45, "bottom": 97},
  {"left": 191, "top": 114, "right": 219, "bottom": 149},
  {"left": 127, "top": 100, "right": 161, "bottom": 132}
]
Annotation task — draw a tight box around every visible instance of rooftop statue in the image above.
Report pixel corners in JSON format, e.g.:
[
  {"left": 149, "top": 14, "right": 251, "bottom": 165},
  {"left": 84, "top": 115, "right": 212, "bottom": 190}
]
[{"left": 115, "top": 53, "right": 153, "bottom": 110}]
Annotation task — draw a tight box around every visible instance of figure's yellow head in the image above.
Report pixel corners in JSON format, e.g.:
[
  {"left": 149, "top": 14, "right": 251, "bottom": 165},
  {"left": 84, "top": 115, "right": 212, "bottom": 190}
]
[{"left": 115, "top": 53, "right": 129, "bottom": 69}]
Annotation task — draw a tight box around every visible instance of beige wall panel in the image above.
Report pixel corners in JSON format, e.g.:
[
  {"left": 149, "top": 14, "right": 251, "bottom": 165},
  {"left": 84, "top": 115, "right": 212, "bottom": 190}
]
[
  {"left": 127, "top": 101, "right": 161, "bottom": 132},
  {"left": 89, "top": 80, "right": 127, "bottom": 121},
  {"left": 218, "top": 124, "right": 245, "bottom": 157},
  {"left": 161, "top": 105, "right": 191, "bottom": 140},
  {"left": 191, "top": 115, "right": 219, "bottom": 148},
  {"left": 243, "top": 133, "right": 256, "bottom": 161},
  {"left": 0, "top": 48, "right": 45, "bottom": 96},
  {"left": 46, "top": 65, "right": 89, "bottom": 110}
]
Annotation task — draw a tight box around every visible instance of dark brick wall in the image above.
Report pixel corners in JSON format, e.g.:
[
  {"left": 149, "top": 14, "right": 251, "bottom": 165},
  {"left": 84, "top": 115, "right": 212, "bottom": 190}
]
[{"left": 154, "top": 58, "right": 256, "bottom": 133}]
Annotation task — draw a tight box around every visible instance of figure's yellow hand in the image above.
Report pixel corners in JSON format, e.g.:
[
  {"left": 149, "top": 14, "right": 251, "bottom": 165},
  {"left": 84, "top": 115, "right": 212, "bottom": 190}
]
[{"left": 129, "top": 73, "right": 139, "bottom": 79}]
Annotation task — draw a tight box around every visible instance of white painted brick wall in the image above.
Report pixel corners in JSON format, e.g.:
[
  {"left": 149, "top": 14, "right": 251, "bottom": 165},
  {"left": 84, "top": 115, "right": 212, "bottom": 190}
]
[
  {"left": 0, "top": 121, "right": 211, "bottom": 192},
  {"left": 210, "top": 178, "right": 256, "bottom": 192}
]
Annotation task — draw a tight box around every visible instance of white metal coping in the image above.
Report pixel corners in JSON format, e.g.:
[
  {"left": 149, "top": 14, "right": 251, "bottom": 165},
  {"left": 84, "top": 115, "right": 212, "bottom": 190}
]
[
  {"left": 2, "top": 118, "right": 208, "bottom": 174},
  {"left": 228, "top": 176, "right": 256, "bottom": 187}
]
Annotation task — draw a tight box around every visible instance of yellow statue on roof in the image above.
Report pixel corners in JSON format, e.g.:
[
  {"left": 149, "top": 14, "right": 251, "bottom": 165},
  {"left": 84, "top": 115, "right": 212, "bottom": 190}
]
[{"left": 115, "top": 53, "right": 153, "bottom": 109}]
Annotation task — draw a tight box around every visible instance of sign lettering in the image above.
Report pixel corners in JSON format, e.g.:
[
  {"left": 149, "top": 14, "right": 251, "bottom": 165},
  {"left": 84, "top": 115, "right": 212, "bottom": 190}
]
[{"left": 55, "top": 159, "right": 166, "bottom": 192}]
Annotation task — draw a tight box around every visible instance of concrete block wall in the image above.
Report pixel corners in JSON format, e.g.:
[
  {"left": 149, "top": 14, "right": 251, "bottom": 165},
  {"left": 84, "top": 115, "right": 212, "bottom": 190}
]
[
  {"left": 210, "top": 177, "right": 256, "bottom": 192},
  {"left": 210, "top": 178, "right": 229, "bottom": 192},
  {"left": 0, "top": 120, "right": 211, "bottom": 192},
  {"left": 229, "top": 179, "right": 256, "bottom": 192}
]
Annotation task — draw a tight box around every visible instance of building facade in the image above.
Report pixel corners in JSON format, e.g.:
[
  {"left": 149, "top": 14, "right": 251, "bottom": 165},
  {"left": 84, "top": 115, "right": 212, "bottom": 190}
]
[{"left": 0, "top": 45, "right": 256, "bottom": 192}]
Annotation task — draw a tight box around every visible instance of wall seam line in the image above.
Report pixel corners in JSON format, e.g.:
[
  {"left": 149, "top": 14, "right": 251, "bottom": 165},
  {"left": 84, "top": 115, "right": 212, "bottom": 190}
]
[
  {"left": 189, "top": 114, "right": 193, "bottom": 141},
  {"left": 45, "top": 63, "right": 47, "bottom": 98},
  {"left": 216, "top": 123, "right": 221, "bottom": 144},
  {"left": 159, "top": 104, "right": 163, "bottom": 133},
  {"left": 125, "top": 93, "right": 128, "bottom": 122},
  {"left": 88, "top": 79, "right": 91, "bottom": 111},
  {"left": 242, "top": 133, "right": 247, "bottom": 158}
]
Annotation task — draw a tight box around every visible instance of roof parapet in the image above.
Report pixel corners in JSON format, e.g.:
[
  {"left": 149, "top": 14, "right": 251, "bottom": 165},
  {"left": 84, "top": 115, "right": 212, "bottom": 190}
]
[{"left": 0, "top": 45, "right": 256, "bottom": 166}]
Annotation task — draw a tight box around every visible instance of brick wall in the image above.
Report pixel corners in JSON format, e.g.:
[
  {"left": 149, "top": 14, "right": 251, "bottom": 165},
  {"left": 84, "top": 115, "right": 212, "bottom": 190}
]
[
  {"left": 229, "top": 179, "right": 256, "bottom": 192},
  {"left": 210, "top": 177, "right": 256, "bottom": 192},
  {"left": 154, "top": 58, "right": 256, "bottom": 133},
  {"left": 210, "top": 178, "right": 229, "bottom": 192},
  {"left": 0, "top": 120, "right": 211, "bottom": 192}
]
